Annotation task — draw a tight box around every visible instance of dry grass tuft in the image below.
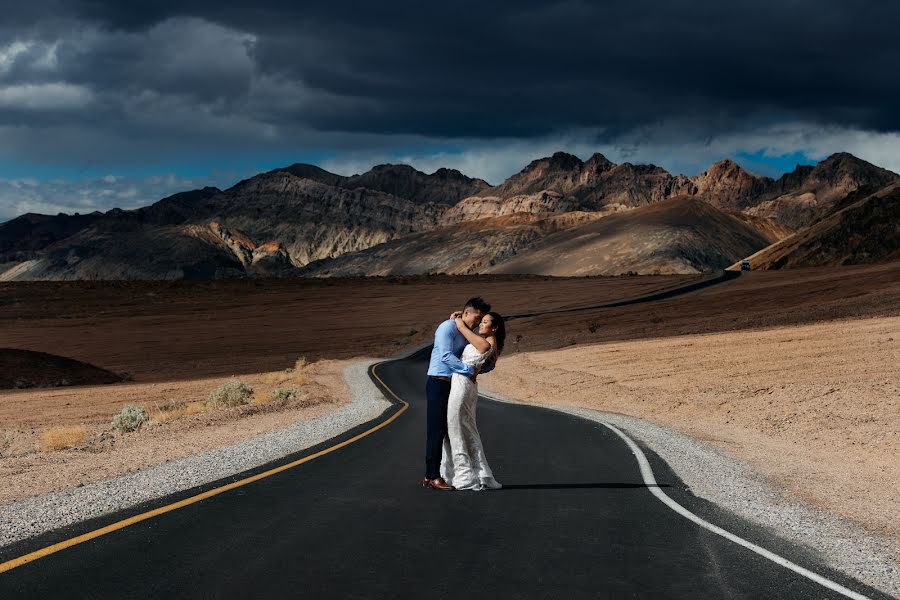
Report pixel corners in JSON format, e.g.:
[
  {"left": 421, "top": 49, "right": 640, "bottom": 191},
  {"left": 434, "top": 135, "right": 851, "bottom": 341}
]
[
  {"left": 291, "top": 372, "right": 310, "bottom": 386},
  {"left": 40, "top": 425, "right": 88, "bottom": 451},
  {"left": 150, "top": 399, "right": 188, "bottom": 423},
  {"left": 262, "top": 372, "right": 289, "bottom": 387},
  {"left": 184, "top": 402, "right": 207, "bottom": 416},
  {"left": 250, "top": 392, "right": 273, "bottom": 405},
  {"left": 151, "top": 407, "right": 187, "bottom": 423},
  {"left": 294, "top": 356, "right": 308, "bottom": 371}
]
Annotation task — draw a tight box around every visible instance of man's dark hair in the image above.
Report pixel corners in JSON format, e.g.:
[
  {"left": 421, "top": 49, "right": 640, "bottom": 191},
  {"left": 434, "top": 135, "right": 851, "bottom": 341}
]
[{"left": 464, "top": 297, "right": 491, "bottom": 313}]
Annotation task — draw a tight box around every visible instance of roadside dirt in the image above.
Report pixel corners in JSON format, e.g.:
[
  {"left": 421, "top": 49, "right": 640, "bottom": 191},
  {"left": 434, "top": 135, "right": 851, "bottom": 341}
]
[{"left": 0, "top": 359, "right": 350, "bottom": 505}]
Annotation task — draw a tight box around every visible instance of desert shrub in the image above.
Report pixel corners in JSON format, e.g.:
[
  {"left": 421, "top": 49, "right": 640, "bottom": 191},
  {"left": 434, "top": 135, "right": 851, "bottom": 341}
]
[
  {"left": 111, "top": 405, "right": 149, "bottom": 432},
  {"left": 294, "top": 356, "right": 309, "bottom": 371},
  {"left": 40, "top": 425, "right": 88, "bottom": 450},
  {"left": 206, "top": 379, "right": 254, "bottom": 409},
  {"left": 270, "top": 387, "right": 299, "bottom": 404}
]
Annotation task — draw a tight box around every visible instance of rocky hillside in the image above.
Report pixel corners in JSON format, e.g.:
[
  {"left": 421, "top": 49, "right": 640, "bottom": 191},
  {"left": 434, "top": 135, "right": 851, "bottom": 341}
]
[
  {"left": 271, "top": 162, "right": 489, "bottom": 205},
  {"left": 460, "top": 151, "right": 897, "bottom": 228},
  {"left": 0, "top": 172, "right": 446, "bottom": 280},
  {"left": 692, "top": 159, "right": 773, "bottom": 211},
  {"left": 440, "top": 190, "right": 582, "bottom": 225},
  {"left": 742, "top": 182, "right": 900, "bottom": 270},
  {"left": 0, "top": 210, "right": 105, "bottom": 263},
  {"left": 306, "top": 196, "right": 787, "bottom": 277},
  {"left": 488, "top": 196, "right": 785, "bottom": 276},
  {"left": 300, "top": 211, "right": 607, "bottom": 277},
  {"left": 747, "top": 153, "right": 898, "bottom": 228}
]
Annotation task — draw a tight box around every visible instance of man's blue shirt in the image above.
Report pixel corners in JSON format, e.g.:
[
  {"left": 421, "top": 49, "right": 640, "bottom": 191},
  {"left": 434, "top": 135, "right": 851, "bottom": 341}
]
[
  {"left": 427, "top": 319, "right": 472, "bottom": 377},
  {"left": 427, "top": 319, "right": 494, "bottom": 378}
]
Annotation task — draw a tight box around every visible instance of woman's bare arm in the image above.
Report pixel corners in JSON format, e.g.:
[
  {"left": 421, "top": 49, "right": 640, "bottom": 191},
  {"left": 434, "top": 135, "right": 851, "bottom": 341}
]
[{"left": 454, "top": 317, "right": 491, "bottom": 353}]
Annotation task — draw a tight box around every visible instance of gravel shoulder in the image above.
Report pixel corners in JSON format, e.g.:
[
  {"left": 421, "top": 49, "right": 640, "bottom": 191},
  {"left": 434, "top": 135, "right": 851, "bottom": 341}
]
[{"left": 0, "top": 360, "right": 390, "bottom": 548}]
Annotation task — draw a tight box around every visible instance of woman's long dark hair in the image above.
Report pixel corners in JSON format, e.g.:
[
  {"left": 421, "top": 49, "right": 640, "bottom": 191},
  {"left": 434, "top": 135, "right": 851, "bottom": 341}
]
[{"left": 487, "top": 312, "right": 506, "bottom": 355}]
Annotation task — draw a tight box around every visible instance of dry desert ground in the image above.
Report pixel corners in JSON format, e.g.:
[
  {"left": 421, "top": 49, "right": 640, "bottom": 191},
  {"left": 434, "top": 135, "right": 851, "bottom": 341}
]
[
  {"left": 0, "top": 274, "right": 695, "bottom": 503},
  {"left": 1, "top": 264, "right": 899, "bottom": 549}
]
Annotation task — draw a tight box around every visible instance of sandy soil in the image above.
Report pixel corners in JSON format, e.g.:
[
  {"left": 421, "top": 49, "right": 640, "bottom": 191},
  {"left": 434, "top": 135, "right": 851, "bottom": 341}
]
[
  {"left": 0, "top": 359, "right": 349, "bottom": 505},
  {"left": 482, "top": 316, "right": 900, "bottom": 543}
]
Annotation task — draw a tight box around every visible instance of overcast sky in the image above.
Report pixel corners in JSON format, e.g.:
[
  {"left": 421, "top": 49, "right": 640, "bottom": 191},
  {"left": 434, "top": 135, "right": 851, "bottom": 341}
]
[{"left": 2, "top": 1, "right": 900, "bottom": 219}]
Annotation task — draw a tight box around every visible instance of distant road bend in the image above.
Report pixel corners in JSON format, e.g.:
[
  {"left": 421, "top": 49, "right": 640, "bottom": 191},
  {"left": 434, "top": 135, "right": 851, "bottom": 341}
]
[{"left": 0, "top": 270, "right": 887, "bottom": 599}]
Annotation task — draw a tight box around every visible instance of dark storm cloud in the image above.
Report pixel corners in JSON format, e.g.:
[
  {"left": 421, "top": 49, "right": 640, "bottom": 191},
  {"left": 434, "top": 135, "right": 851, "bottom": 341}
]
[
  {"left": 1, "top": 0, "right": 899, "bottom": 171},
  {"left": 47, "top": 0, "right": 900, "bottom": 137}
]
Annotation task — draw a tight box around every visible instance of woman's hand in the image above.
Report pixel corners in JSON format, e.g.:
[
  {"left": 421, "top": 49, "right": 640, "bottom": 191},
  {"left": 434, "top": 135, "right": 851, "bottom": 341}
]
[{"left": 449, "top": 310, "right": 463, "bottom": 320}]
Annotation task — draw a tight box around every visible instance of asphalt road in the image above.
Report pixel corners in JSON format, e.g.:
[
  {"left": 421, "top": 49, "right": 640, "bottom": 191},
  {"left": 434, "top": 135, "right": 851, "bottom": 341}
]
[{"left": 0, "top": 271, "right": 889, "bottom": 599}]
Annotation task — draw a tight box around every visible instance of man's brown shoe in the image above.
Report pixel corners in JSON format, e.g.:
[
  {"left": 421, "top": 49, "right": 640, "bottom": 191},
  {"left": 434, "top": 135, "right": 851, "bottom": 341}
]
[{"left": 422, "top": 477, "right": 455, "bottom": 491}]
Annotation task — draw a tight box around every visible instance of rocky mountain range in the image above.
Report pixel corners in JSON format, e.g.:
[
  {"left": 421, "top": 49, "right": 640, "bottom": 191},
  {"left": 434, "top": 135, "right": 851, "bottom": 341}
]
[
  {"left": 1, "top": 151, "right": 896, "bottom": 280},
  {"left": 739, "top": 181, "right": 900, "bottom": 270}
]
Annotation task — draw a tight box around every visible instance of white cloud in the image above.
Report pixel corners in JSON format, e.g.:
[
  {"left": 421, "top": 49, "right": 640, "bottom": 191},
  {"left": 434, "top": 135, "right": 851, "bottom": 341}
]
[
  {"left": 319, "top": 121, "right": 900, "bottom": 184},
  {"left": 0, "top": 82, "right": 93, "bottom": 110},
  {"left": 0, "top": 40, "right": 31, "bottom": 74}
]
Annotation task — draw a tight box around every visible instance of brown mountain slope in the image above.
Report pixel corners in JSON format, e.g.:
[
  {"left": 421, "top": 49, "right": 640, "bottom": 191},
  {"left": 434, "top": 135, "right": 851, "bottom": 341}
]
[
  {"left": 693, "top": 159, "right": 774, "bottom": 211},
  {"left": 742, "top": 181, "right": 900, "bottom": 270},
  {"left": 748, "top": 153, "right": 898, "bottom": 228},
  {"left": 299, "top": 212, "right": 607, "bottom": 277},
  {"left": 346, "top": 164, "right": 490, "bottom": 205},
  {"left": 0, "top": 211, "right": 105, "bottom": 262},
  {"left": 488, "top": 196, "right": 780, "bottom": 276},
  {"left": 0, "top": 172, "right": 446, "bottom": 280},
  {"left": 489, "top": 151, "right": 588, "bottom": 197},
  {"left": 269, "top": 162, "right": 489, "bottom": 205},
  {"left": 440, "top": 190, "right": 581, "bottom": 225}
]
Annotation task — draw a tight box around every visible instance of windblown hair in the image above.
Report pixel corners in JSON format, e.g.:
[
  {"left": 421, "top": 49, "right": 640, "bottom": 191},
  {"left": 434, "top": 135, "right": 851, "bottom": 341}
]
[
  {"left": 487, "top": 312, "right": 506, "bottom": 355},
  {"left": 464, "top": 297, "right": 491, "bottom": 313}
]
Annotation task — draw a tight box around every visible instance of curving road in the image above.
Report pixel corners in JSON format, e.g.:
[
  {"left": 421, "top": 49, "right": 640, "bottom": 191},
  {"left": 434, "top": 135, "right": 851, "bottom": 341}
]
[{"left": 0, "top": 272, "right": 889, "bottom": 599}]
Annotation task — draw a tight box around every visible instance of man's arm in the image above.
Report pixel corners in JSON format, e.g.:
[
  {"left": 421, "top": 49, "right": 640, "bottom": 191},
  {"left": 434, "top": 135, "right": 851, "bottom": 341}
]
[
  {"left": 435, "top": 321, "right": 474, "bottom": 377},
  {"left": 480, "top": 355, "right": 496, "bottom": 374}
]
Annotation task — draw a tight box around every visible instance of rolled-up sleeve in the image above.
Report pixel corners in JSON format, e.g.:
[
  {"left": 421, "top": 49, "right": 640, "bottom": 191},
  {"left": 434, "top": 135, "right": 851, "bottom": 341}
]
[{"left": 436, "top": 321, "right": 473, "bottom": 376}]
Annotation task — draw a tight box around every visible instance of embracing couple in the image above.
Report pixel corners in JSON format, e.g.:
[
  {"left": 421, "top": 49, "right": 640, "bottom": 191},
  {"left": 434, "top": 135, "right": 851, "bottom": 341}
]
[{"left": 422, "top": 297, "right": 506, "bottom": 492}]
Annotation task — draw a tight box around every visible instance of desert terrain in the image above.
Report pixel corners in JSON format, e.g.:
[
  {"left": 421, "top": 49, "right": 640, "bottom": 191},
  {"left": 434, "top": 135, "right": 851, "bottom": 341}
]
[
  {"left": 0, "top": 274, "right": 695, "bottom": 504},
  {"left": 1, "top": 263, "right": 898, "bottom": 550}
]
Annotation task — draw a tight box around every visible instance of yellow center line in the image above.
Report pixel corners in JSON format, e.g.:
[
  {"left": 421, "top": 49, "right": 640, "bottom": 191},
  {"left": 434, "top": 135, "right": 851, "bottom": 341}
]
[{"left": 0, "top": 362, "right": 409, "bottom": 574}]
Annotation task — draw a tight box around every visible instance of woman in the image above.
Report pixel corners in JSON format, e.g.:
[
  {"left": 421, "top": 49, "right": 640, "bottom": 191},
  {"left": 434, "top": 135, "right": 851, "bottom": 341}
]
[{"left": 440, "top": 311, "right": 506, "bottom": 491}]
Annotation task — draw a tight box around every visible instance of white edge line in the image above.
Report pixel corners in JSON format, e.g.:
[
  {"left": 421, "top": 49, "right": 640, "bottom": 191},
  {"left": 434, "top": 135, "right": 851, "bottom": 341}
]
[{"left": 597, "top": 419, "right": 872, "bottom": 600}]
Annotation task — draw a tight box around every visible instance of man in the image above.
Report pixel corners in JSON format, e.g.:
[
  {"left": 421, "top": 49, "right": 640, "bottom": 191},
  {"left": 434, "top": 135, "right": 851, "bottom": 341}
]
[{"left": 422, "top": 297, "right": 491, "bottom": 491}]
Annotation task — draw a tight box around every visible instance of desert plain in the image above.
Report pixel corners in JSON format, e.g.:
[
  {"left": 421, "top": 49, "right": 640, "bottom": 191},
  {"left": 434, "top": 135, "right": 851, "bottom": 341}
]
[{"left": 1, "top": 263, "right": 898, "bottom": 550}]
